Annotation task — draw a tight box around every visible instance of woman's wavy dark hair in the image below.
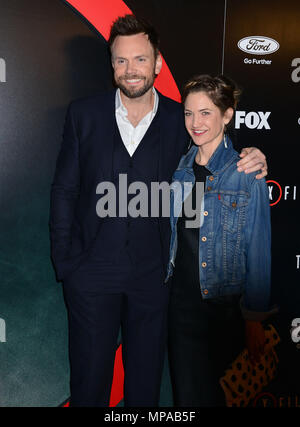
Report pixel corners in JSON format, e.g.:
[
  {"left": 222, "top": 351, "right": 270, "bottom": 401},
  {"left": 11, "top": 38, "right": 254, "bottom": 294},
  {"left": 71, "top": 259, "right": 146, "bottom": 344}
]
[{"left": 181, "top": 74, "right": 242, "bottom": 115}]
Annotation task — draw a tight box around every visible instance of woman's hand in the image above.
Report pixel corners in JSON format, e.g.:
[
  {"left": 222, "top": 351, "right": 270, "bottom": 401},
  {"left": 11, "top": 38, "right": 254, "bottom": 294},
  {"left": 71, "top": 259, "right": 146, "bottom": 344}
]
[
  {"left": 245, "top": 320, "right": 266, "bottom": 365},
  {"left": 237, "top": 147, "right": 267, "bottom": 179}
]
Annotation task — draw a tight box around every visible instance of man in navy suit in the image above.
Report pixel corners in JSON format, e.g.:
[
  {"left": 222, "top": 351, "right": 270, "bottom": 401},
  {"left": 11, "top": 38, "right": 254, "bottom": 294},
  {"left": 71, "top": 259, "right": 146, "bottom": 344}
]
[{"left": 49, "top": 15, "right": 268, "bottom": 407}]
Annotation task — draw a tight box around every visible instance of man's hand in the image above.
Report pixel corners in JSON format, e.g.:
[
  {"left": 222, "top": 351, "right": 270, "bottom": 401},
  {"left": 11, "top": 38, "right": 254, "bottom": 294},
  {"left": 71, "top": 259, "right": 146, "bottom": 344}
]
[
  {"left": 237, "top": 147, "right": 268, "bottom": 179},
  {"left": 245, "top": 320, "right": 266, "bottom": 365}
]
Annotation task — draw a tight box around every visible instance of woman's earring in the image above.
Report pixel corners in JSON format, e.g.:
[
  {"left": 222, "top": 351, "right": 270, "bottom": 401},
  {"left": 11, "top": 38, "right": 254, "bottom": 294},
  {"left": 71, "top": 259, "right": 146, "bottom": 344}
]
[
  {"left": 224, "top": 126, "right": 228, "bottom": 148},
  {"left": 224, "top": 134, "right": 228, "bottom": 148},
  {"left": 188, "top": 138, "right": 193, "bottom": 150}
]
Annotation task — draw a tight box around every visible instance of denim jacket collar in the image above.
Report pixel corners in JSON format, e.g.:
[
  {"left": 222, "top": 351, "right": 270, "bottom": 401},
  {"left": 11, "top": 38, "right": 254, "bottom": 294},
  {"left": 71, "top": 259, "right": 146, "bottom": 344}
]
[{"left": 178, "top": 137, "right": 237, "bottom": 176}]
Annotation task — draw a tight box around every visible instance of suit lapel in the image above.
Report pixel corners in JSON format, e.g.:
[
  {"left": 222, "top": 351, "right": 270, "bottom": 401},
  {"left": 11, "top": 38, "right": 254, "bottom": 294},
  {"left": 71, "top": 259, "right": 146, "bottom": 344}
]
[{"left": 157, "top": 92, "right": 177, "bottom": 183}]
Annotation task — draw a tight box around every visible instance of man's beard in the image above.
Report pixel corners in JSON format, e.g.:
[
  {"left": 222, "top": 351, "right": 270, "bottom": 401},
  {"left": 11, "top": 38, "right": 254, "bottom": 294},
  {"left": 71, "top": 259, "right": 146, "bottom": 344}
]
[{"left": 116, "top": 72, "right": 156, "bottom": 99}]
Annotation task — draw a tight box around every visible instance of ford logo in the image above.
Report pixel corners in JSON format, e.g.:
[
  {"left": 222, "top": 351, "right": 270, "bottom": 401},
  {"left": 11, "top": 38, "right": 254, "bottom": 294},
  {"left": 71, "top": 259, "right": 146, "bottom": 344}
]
[{"left": 238, "top": 36, "right": 280, "bottom": 55}]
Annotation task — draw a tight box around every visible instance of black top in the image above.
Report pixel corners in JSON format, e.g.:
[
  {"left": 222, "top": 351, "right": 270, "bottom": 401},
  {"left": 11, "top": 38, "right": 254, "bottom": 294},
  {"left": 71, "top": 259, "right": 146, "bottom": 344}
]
[{"left": 172, "top": 161, "right": 210, "bottom": 293}]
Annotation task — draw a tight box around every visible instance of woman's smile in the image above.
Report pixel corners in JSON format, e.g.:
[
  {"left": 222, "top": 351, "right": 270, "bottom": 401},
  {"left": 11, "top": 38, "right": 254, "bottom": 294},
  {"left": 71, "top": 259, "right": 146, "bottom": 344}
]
[{"left": 191, "top": 129, "right": 208, "bottom": 136}]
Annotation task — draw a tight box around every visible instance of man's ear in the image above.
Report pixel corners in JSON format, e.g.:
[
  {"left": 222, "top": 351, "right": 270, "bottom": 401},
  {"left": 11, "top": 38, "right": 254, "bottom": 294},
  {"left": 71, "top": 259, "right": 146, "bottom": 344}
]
[
  {"left": 155, "top": 53, "right": 163, "bottom": 76},
  {"left": 224, "top": 107, "right": 234, "bottom": 125}
]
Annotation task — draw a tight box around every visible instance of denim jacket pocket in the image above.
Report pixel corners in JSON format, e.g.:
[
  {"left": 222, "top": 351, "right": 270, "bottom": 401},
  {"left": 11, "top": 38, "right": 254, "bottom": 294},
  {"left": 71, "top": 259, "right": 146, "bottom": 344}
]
[
  {"left": 218, "top": 193, "right": 249, "bottom": 284},
  {"left": 220, "top": 193, "right": 248, "bottom": 233}
]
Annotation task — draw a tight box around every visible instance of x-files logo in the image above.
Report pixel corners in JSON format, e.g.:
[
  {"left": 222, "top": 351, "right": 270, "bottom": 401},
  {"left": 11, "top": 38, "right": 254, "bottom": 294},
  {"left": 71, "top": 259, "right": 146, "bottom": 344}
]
[
  {"left": 0, "top": 58, "right": 6, "bottom": 82},
  {"left": 267, "top": 180, "right": 297, "bottom": 206},
  {"left": 253, "top": 392, "right": 300, "bottom": 407}
]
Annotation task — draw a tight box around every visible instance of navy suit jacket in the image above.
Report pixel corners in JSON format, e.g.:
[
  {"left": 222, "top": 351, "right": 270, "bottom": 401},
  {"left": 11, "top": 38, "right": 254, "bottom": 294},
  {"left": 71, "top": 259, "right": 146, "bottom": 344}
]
[{"left": 49, "top": 89, "right": 189, "bottom": 281}]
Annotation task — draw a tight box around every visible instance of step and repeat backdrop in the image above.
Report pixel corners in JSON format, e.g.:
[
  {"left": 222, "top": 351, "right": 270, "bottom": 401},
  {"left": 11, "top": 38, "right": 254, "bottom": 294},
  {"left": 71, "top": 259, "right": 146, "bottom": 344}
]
[{"left": 0, "top": 0, "right": 299, "bottom": 407}]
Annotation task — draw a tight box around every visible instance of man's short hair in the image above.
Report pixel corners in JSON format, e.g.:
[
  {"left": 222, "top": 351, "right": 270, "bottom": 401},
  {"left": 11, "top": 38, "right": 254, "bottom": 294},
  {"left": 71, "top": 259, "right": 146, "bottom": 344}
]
[{"left": 108, "top": 14, "right": 160, "bottom": 58}]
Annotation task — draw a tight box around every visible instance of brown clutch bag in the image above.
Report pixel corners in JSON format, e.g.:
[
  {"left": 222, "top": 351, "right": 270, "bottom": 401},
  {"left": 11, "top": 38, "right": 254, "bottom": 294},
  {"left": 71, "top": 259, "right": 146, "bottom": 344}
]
[{"left": 219, "top": 324, "right": 280, "bottom": 407}]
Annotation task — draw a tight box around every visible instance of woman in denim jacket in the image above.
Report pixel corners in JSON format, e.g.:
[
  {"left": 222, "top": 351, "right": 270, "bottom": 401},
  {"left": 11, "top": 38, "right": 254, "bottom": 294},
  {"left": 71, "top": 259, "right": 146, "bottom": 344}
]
[{"left": 167, "top": 75, "right": 275, "bottom": 406}]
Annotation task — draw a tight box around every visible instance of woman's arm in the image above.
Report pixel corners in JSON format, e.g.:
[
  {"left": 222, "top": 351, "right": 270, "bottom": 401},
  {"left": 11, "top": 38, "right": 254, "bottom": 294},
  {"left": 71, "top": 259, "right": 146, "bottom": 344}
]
[
  {"left": 243, "top": 176, "right": 271, "bottom": 314},
  {"left": 242, "top": 176, "right": 274, "bottom": 363}
]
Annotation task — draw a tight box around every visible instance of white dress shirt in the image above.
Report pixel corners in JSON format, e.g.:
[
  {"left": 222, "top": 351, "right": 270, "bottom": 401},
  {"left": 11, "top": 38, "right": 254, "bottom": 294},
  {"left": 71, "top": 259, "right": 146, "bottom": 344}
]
[{"left": 115, "top": 87, "right": 159, "bottom": 157}]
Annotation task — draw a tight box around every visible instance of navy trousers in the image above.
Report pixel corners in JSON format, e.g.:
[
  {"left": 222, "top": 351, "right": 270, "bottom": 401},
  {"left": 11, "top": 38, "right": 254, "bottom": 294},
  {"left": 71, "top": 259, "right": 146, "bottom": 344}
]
[{"left": 62, "top": 249, "right": 169, "bottom": 407}]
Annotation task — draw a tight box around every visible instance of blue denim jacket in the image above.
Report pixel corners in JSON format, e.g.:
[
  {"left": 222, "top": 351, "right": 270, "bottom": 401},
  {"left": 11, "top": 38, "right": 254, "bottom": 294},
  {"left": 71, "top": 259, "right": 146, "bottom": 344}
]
[{"left": 167, "top": 137, "right": 274, "bottom": 320}]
